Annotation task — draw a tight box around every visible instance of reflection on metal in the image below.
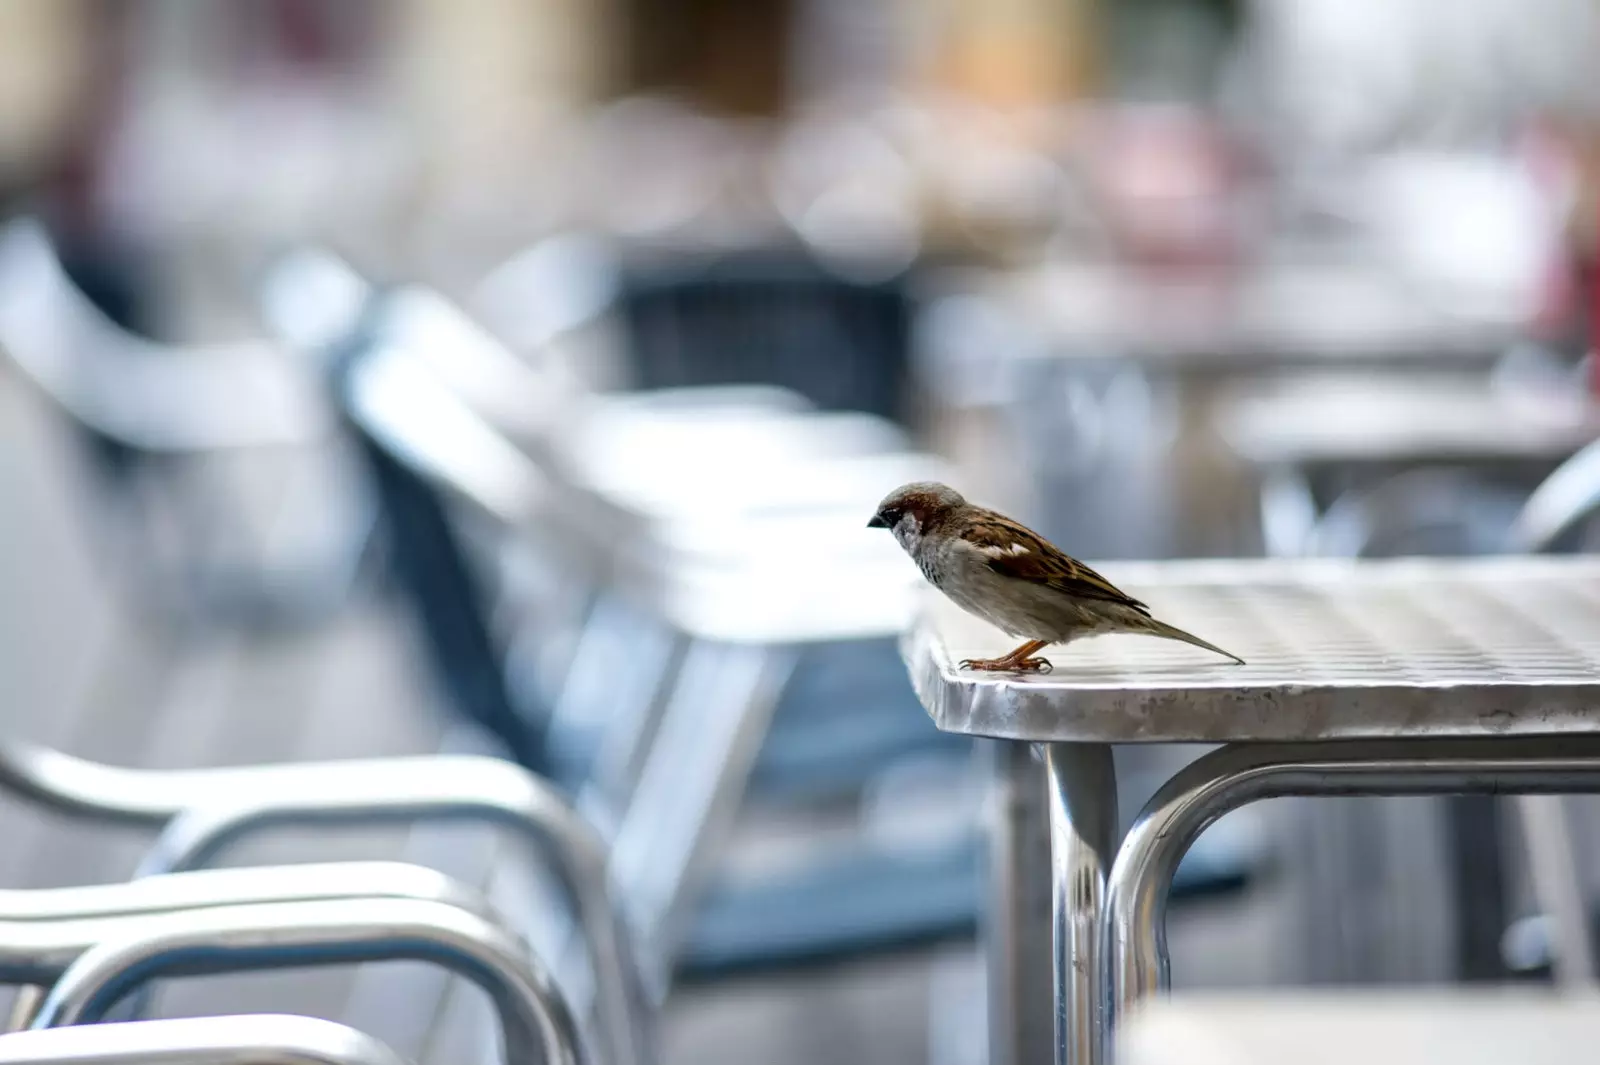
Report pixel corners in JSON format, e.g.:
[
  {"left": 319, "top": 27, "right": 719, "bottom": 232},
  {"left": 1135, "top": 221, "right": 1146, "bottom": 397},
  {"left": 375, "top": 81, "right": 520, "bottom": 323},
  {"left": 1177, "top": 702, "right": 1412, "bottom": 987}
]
[{"left": 29, "top": 898, "right": 588, "bottom": 1065}]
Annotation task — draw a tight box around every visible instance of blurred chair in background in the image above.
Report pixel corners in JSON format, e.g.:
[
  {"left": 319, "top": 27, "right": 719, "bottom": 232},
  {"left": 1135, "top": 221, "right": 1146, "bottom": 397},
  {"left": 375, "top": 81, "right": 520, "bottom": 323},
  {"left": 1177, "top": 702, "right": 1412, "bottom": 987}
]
[
  {"left": 0, "top": 217, "right": 374, "bottom": 632},
  {"left": 615, "top": 248, "right": 913, "bottom": 425}
]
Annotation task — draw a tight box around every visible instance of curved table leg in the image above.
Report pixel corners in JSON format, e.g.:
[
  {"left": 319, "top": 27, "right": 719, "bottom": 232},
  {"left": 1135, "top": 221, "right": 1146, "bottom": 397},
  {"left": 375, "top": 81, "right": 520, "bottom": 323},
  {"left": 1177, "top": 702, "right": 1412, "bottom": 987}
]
[{"left": 1104, "top": 737, "right": 1600, "bottom": 1049}]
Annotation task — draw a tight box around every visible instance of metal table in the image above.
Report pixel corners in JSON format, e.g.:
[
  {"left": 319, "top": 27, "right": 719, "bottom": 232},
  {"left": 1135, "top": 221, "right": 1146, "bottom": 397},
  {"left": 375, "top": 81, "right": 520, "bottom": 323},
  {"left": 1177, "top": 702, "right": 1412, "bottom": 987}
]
[{"left": 900, "top": 556, "right": 1600, "bottom": 1065}]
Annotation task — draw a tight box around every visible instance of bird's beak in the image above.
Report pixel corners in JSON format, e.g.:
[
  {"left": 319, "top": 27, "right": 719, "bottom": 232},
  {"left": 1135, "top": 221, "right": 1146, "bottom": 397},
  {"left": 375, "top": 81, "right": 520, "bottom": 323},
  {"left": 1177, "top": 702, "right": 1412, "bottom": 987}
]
[{"left": 867, "top": 513, "right": 888, "bottom": 529}]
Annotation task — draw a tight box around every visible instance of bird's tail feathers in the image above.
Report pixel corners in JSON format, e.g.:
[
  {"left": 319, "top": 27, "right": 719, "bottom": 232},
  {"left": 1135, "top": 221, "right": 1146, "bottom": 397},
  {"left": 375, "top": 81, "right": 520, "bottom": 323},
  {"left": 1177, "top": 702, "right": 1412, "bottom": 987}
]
[{"left": 1142, "top": 618, "right": 1245, "bottom": 665}]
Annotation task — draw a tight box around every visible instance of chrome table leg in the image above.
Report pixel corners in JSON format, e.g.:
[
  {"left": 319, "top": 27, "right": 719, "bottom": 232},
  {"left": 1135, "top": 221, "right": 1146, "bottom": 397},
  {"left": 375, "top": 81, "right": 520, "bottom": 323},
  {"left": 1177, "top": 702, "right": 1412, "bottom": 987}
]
[
  {"left": 987, "top": 741, "right": 1119, "bottom": 1065},
  {"left": 1044, "top": 744, "right": 1119, "bottom": 1065},
  {"left": 1105, "top": 737, "right": 1600, "bottom": 1049}
]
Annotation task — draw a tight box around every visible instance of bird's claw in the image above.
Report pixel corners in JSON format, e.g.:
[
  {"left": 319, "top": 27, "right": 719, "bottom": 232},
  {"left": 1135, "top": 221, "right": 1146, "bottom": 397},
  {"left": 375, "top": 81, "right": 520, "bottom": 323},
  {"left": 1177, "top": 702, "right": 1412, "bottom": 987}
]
[{"left": 959, "top": 656, "right": 1053, "bottom": 674}]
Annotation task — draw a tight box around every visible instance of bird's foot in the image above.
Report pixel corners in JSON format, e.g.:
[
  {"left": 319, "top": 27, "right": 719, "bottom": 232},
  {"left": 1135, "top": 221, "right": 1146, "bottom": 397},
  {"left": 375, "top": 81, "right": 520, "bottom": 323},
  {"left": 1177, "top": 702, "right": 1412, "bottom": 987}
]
[{"left": 959, "top": 655, "right": 1053, "bottom": 674}]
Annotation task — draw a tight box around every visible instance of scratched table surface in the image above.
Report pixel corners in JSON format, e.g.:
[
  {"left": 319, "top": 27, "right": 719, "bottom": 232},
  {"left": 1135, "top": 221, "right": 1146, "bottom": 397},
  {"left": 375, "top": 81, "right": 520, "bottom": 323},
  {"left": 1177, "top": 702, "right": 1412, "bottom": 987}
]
[{"left": 902, "top": 557, "right": 1600, "bottom": 743}]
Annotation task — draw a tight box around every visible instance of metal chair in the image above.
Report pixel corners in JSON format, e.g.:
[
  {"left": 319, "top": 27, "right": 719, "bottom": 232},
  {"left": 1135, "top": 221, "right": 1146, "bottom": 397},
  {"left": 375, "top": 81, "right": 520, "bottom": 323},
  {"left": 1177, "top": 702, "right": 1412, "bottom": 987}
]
[
  {"left": 614, "top": 247, "right": 914, "bottom": 425},
  {"left": 0, "top": 740, "right": 651, "bottom": 1065},
  {"left": 28, "top": 897, "right": 587, "bottom": 1065},
  {"left": 0, "top": 217, "right": 371, "bottom": 630},
  {"left": 0, "top": 861, "right": 497, "bottom": 1029}
]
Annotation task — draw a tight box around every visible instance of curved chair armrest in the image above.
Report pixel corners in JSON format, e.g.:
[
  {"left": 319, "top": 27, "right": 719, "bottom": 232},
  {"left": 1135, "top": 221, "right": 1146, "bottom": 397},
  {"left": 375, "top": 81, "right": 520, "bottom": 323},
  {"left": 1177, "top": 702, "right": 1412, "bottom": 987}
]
[
  {"left": 133, "top": 758, "right": 651, "bottom": 1065},
  {"left": 0, "top": 861, "right": 495, "bottom": 924},
  {"left": 1509, "top": 435, "right": 1600, "bottom": 552},
  {"left": 0, "top": 742, "right": 326, "bottom": 825},
  {"left": 0, "top": 1014, "right": 411, "bottom": 1065},
  {"left": 29, "top": 898, "right": 587, "bottom": 1065},
  {"left": 0, "top": 866, "right": 506, "bottom": 988},
  {"left": 0, "top": 743, "right": 652, "bottom": 1065},
  {"left": 0, "top": 218, "right": 331, "bottom": 453},
  {"left": 0, "top": 862, "right": 508, "bottom": 1030}
]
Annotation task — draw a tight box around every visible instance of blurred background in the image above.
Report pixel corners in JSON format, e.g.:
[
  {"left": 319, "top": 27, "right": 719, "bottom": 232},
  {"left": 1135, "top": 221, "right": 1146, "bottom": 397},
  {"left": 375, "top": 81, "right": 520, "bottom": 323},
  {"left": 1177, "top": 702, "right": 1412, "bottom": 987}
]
[{"left": 6, "top": 0, "right": 1600, "bottom": 1063}]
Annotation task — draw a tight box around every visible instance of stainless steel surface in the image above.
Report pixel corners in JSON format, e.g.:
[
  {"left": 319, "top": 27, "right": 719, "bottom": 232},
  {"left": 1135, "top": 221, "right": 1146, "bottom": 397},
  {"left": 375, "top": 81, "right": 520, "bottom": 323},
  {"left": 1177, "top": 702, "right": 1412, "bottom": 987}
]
[
  {"left": 0, "top": 1015, "right": 411, "bottom": 1065},
  {"left": 1103, "top": 738, "right": 1600, "bottom": 1037},
  {"left": 1044, "top": 744, "right": 1119, "bottom": 1065},
  {"left": 28, "top": 898, "right": 587, "bottom": 1065},
  {"left": 985, "top": 743, "right": 1055, "bottom": 1065},
  {"left": 133, "top": 755, "right": 652, "bottom": 1065},
  {"left": 905, "top": 557, "right": 1600, "bottom": 742}
]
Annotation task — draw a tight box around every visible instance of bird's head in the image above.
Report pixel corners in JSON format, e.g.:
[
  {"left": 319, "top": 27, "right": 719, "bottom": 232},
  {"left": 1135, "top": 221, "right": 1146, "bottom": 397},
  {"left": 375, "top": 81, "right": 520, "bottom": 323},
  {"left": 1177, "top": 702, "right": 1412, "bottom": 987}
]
[{"left": 868, "top": 481, "right": 966, "bottom": 551}]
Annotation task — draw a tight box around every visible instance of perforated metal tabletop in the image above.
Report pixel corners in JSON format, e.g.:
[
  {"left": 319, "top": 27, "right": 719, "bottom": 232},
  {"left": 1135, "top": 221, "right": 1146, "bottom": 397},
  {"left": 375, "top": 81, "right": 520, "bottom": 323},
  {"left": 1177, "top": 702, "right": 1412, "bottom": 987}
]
[{"left": 903, "top": 557, "right": 1600, "bottom": 742}]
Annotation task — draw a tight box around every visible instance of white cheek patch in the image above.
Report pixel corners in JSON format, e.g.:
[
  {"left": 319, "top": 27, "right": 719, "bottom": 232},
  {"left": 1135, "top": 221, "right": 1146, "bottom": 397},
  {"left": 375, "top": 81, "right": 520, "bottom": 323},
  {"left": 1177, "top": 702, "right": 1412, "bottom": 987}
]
[
  {"left": 976, "top": 542, "right": 1030, "bottom": 558},
  {"left": 894, "top": 513, "right": 922, "bottom": 551}
]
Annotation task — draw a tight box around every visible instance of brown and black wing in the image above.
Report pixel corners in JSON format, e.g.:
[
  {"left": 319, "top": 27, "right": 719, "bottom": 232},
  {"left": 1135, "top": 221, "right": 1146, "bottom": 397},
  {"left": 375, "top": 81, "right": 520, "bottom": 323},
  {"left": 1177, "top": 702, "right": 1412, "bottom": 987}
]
[{"left": 957, "top": 512, "right": 1151, "bottom": 615}]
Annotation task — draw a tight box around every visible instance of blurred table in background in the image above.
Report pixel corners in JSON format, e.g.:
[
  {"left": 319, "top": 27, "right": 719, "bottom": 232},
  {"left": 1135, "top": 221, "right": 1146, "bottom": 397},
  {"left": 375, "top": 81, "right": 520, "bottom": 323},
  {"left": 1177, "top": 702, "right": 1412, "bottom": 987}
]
[
  {"left": 915, "top": 252, "right": 1543, "bottom": 560},
  {"left": 1119, "top": 990, "right": 1600, "bottom": 1065},
  {"left": 1220, "top": 371, "right": 1600, "bottom": 558}
]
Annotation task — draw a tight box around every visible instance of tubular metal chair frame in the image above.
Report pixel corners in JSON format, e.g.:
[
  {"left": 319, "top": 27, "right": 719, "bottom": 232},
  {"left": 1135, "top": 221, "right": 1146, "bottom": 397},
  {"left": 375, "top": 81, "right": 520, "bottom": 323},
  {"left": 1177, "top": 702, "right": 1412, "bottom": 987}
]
[
  {"left": 0, "top": 743, "right": 651, "bottom": 1065},
  {"left": 0, "top": 862, "right": 500, "bottom": 1029},
  {"left": 27, "top": 898, "right": 588, "bottom": 1065},
  {"left": 0, "top": 1013, "right": 412, "bottom": 1065}
]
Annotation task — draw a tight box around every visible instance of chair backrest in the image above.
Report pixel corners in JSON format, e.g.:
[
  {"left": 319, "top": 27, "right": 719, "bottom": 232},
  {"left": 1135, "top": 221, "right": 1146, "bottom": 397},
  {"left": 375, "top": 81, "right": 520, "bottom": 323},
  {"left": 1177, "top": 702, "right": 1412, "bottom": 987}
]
[
  {"left": 1311, "top": 468, "right": 1526, "bottom": 560},
  {"left": 617, "top": 248, "right": 912, "bottom": 424},
  {"left": 313, "top": 285, "right": 556, "bottom": 774},
  {"left": 0, "top": 217, "right": 329, "bottom": 453},
  {"left": 0, "top": 217, "right": 148, "bottom": 487}
]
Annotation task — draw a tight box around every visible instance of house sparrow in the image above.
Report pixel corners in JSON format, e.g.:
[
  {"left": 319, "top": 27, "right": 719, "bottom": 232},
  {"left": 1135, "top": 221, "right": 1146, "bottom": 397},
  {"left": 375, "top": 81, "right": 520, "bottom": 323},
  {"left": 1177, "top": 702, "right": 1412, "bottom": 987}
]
[{"left": 868, "top": 482, "right": 1243, "bottom": 671}]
